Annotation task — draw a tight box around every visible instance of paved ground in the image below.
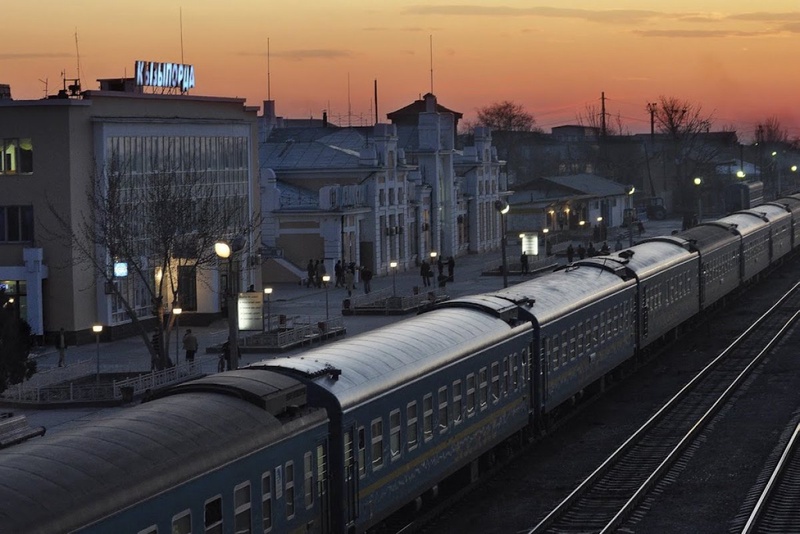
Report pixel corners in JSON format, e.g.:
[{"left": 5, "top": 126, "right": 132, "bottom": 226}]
[{"left": 7, "top": 217, "right": 685, "bottom": 433}]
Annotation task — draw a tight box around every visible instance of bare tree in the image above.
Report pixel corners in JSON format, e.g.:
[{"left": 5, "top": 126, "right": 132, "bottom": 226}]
[
  {"left": 651, "top": 95, "right": 719, "bottom": 206},
  {"left": 756, "top": 115, "right": 789, "bottom": 145},
  {"left": 476, "top": 101, "right": 541, "bottom": 132},
  {"left": 47, "top": 154, "right": 258, "bottom": 369}
]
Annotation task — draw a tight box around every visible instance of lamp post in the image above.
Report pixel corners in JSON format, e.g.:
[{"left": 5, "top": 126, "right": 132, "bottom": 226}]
[
  {"left": 173, "top": 306, "right": 182, "bottom": 364},
  {"left": 626, "top": 185, "right": 635, "bottom": 247},
  {"left": 92, "top": 324, "right": 103, "bottom": 384},
  {"left": 322, "top": 274, "right": 331, "bottom": 321},
  {"left": 494, "top": 199, "right": 510, "bottom": 288},
  {"left": 215, "top": 240, "right": 241, "bottom": 371},
  {"left": 263, "top": 287, "right": 272, "bottom": 333},
  {"left": 772, "top": 151, "right": 781, "bottom": 196},
  {"left": 389, "top": 261, "right": 398, "bottom": 296},
  {"left": 597, "top": 216, "right": 604, "bottom": 241},
  {"left": 542, "top": 228, "right": 549, "bottom": 256},
  {"left": 693, "top": 177, "right": 703, "bottom": 224}
]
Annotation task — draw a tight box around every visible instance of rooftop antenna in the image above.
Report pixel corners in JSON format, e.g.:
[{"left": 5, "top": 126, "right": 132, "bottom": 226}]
[
  {"left": 38, "top": 78, "right": 48, "bottom": 98},
  {"left": 347, "top": 72, "right": 352, "bottom": 127},
  {"left": 267, "top": 38, "right": 271, "bottom": 100},
  {"left": 180, "top": 7, "right": 185, "bottom": 64},
  {"left": 74, "top": 29, "right": 82, "bottom": 88},
  {"left": 374, "top": 79, "right": 378, "bottom": 125},
  {"left": 429, "top": 34, "right": 434, "bottom": 94}
]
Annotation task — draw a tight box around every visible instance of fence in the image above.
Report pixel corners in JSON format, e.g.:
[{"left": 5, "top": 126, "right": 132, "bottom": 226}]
[{"left": 243, "top": 316, "right": 345, "bottom": 348}]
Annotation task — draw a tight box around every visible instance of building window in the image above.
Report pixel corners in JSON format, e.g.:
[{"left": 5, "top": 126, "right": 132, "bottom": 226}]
[
  {"left": 0, "top": 205, "right": 34, "bottom": 242},
  {"left": 0, "top": 138, "right": 33, "bottom": 174}
]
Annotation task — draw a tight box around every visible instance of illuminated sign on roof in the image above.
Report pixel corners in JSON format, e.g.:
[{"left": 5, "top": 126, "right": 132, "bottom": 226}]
[{"left": 134, "top": 60, "right": 195, "bottom": 92}]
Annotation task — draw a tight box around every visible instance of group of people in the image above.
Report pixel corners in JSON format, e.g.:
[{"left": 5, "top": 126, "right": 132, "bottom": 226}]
[
  {"left": 419, "top": 256, "right": 455, "bottom": 287},
  {"left": 305, "top": 259, "right": 329, "bottom": 288},
  {"left": 565, "top": 240, "right": 620, "bottom": 263}
]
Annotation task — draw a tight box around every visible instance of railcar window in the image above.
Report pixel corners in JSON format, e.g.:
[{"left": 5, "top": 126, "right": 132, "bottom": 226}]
[
  {"left": 479, "top": 367, "right": 488, "bottom": 409},
  {"left": 569, "top": 327, "right": 576, "bottom": 361},
  {"left": 316, "top": 445, "right": 327, "bottom": 505},
  {"left": 546, "top": 337, "right": 556, "bottom": 370},
  {"left": 303, "top": 453, "right": 314, "bottom": 508},
  {"left": 423, "top": 394, "right": 434, "bottom": 440},
  {"left": 390, "top": 410, "right": 402, "bottom": 458},
  {"left": 466, "top": 374, "right": 476, "bottom": 414},
  {"left": 172, "top": 511, "right": 191, "bottom": 534},
  {"left": 285, "top": 461, "right": 295, "bottom": 519},
  {"left": 204, "top": 496, "right": 223, "bottom": 534},
  {"left": 560, "top": 331, "right": 567, "bottom": 367},
  {"left": 490, "top": 363, "right": 500, "bottom": 403},
  {"left": 234, "top": 482, "right": 252, "bottom": 534},
  {"left": 407, "top": 402, "right": 419, "bottom": 449},
  {"left": 261, "top": 472, "right": 273, "bottom": 532},
  {"left": 512, "top": 354, "right": 519, "bottom": 389},
  {"left": 503, "top": 357, "right": 510, "bottom": 394},
  {"left": 599, "top": 313, "right": 606, "bottom": 342},
  {"left": 438, "top": 386, "right": 449, "bottom": 431},
  {"left": 371, "top": 419, "right": 385, "bottom": 470},
  {"left": 453, "top": 379, "right": 463, "bottom": 424},
  {"left": 358, "top": 428, "right": 366, "bottom": 477},
  {"left": 137, "top": 526, "right": 157, "bottom": 534},
  {"left": 344, "top": 432, "right": 354, "bottom": 480},
  {"left": 577, "top": 322, "right": 584, "bottom": 357}
]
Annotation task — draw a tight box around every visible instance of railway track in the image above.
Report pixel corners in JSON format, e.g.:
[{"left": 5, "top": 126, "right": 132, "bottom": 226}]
[
  {"left": 741, "top": 423, "right": 800, "bottom": 533},
  {"left": 525, "top": 281, "right": 800, "bottom": 534}
]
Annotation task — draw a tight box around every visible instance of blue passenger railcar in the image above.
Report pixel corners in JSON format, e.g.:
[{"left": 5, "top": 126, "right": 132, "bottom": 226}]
[
  {"left": 490, "top": 265, "right": 636, "bottom": 414},
  {"left": 710, "top": 212, "right": 772, "bottom": 282},
  {"left": 755, "top": 203, "right": 794, "bottom": 262},
  {"left": 0, "top": 371, "right": 330, "bottom": 534},
  {"left": 585, "top": 240, "right": 700, "bottom": 350},
  {"left": 253, "top": 306, "right": 531, "bottom": 533},
  {"left": 675, "top": 225, "right": 741, "bottom": 309},
  {"left": 775, "top": 195, "right": 800, "bottom": 248}
]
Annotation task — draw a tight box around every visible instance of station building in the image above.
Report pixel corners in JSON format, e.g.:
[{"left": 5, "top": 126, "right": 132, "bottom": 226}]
[{"left": 0, "top": 77, "right": 261, "bottom": 342}]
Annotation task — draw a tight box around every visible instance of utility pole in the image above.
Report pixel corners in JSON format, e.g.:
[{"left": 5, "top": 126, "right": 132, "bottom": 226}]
[
  {"left": 647, "top": 102, "right": 658, "bottom": 141},
  {"left": 600, "top": 91, "right": 607, "bottom": 137}
]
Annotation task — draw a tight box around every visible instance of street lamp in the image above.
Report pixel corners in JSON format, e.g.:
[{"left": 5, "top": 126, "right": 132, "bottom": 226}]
[
  {"left": 494, "top": 199, "right": 510, "bottom": 288},
  {"left": 263, "top": 287, "right": 272, "bottom": 333},
  {"left": 322, "top": 274, "right": 331, "bottom": 321},
  {"left": 693, "top": 177, "right": 703, "bottom": 224},
  {"left": 173, "top": 306, "right": 182, "bottom": 364},
  {"left": 626, "top": 185, "right": 635, "bottom": 247},
  {"left": 215, "top": 238, "right": 244, "bottom": 371},
  {"left": 92, "top": 324, "right": 103, "bottom": 384},
  {"left": 390, "top": 261, "right": 398, "bottom": 296}
]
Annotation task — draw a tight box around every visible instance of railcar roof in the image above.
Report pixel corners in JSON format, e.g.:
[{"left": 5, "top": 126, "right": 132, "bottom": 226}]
[
  {"left": 250, "top": 307, "right": 516, "bottom": 409},
  {"left": 713, "top": 212, "right": 769, "bottom": 235},
  {"left": 0, "top": 384, "right": 320, "bottom": 533},
  {"left": 740, "top": 204, "right": 791, "bottom": 221},
  {"left": 676, "top": 224, "right": 739, "bottom": 252},
  {"left": 580, "top": 240, "right": 695, "bottom": 280}
]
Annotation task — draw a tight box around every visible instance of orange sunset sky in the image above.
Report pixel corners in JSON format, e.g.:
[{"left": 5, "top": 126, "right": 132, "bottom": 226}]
[{"left": 3, "top": 1, "right": 800, "bottom": 140}]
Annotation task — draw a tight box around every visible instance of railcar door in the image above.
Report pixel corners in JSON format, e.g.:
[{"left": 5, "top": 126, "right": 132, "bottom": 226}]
[
  {"left": 343, "top": 426, "right": 359, "bottom": 529},
  {"left": 315, "top": 441, "right": 331, "bottom": 533}
]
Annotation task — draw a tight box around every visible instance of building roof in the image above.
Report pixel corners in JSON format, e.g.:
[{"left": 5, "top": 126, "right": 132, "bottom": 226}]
[
  {"left": 543, "top": 173, "right": 627, "bottom": 197},
  {"left": 386, "top": 93, "right": 463, "bottom": 122},
  {"left": 261, "top": 127, "right": 370, "bottom": 170}
]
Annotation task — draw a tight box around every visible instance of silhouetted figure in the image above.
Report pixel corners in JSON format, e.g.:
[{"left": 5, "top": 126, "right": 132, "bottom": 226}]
[
  {"left": 520, "top": 252, "right": 530, "bottom": 274},
  {"left": 566, "top": 244, "right": 575, "bottom": 263}
]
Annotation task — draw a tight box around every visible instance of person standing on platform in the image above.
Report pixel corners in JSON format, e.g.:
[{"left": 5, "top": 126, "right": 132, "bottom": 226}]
[
  {"left": 361, "top": 266, "right": 373, "bottom": 294},
  {"left": 420, "top": 260, "right": 431, "bottom": 287},
  {"left": 566, "top": 244, "right": 575, "bottom": 263},
  {"left": 56, "top": 327, "right": 67, "bottom": 367},
  {"left": 520, "top": 252, "right": 530, "bottom": 274},
  {"left": 334, "top": 260, "right": 343, "bottom": 287},
  {"left": 447, "top": 256, "right": 455, "bottom": 282},
  {"left": 183, "top": 329, "right": 198, "bottom": 366}
]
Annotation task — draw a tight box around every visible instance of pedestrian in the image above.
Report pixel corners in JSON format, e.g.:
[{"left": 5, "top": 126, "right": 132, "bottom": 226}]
[
  {"left": 600, "top": 242, "right": 610, "bottom": 255},
  {"left": 56, "top": 327, "right": 67, "bottom": 367},
  {"left": 182, "top": 329, "right": 198, "bottom": 366},
  {"left": 247, "top": 284, "right": 255, "bottom": 292},
  {"left": 520, "top": 251, "right": 530, "bottom": 274},
  {"left": 317, "top": 259, "right": 327, "bottom": 287},
  {"left": 361, "top": 266, "right": 373, "bottom": 294},
  {"left": 345, "top": 267, "right": 355, "bottom": 297},
  {"left": 566, "top": 244, "right": 575, "bottom": 263},
  {"left": 334, "top": 260, "right": 343, "bottom": 287},
  {"left": 420, "top": 260, "right": 431, "bottom": 287},
  {"left": 437, "top": 256, "right": 444, "bottom": 278},
  {"left": 587, "top": 242, "right": 596, "bottom": 257},
  {"left": 577, "top": 244, "right": 586, "bottom": 260},
  {"left": 615, "top": 238, "right": 623, "bottom": 252},
  {"left": 447, "top": 256, "right": 455, "bottom": 282},
  {"left": 219, "top": 341, "right": 228, "bottom": 372},
  {"left": 637, "top": 221, "right": 645, "bottom": 236},
  {"left": 546, "top": 240, "right": 553, "bottom": 257},
  {"left": 306, "top": 259, "right": 315, "bottom": 288}
]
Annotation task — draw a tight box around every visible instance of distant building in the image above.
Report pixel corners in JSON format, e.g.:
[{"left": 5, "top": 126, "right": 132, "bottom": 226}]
[{"left": 0, "top": 82, "right": 260, "bottom": 341}]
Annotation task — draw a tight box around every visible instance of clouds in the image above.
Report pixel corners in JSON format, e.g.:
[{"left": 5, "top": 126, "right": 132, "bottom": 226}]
[
  {"left": 403, "top": 5, "right": 800, "bottom": 36},
  {"left": 0, "top": 52, "right": 73, "bottom": 60}
]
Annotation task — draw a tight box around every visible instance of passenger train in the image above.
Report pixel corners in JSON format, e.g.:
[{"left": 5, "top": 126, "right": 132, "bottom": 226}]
[{"left": 3, "top": 194, "right": 800, "bottom": 534}]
